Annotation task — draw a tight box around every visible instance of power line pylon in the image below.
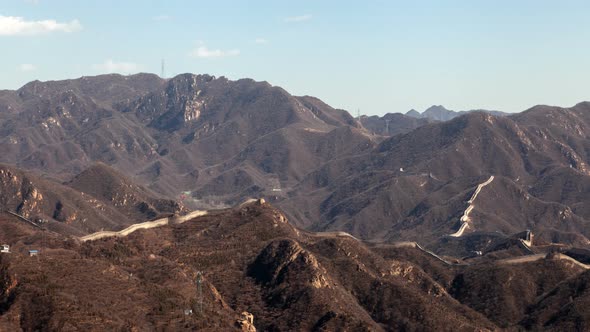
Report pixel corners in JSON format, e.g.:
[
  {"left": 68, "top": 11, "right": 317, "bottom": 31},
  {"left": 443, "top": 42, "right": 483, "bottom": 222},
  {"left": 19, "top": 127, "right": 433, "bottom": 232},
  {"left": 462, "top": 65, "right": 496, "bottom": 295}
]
[{"left": 196, "top": 271, "right": 203, "bottom": 314}]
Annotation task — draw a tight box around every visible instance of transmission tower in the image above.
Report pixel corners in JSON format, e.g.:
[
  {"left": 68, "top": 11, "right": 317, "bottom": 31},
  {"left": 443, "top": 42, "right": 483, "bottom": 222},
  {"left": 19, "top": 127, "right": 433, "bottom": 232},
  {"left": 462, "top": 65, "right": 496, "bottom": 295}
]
[
  {"left": 196, "top": 271, "right": 203, "bottom": 314},
  {"left": 161, "top": 59, "right": 165, "bottom": 79},
  {"left": 385, "top": 119, "right": 390, "bottom": 134}
]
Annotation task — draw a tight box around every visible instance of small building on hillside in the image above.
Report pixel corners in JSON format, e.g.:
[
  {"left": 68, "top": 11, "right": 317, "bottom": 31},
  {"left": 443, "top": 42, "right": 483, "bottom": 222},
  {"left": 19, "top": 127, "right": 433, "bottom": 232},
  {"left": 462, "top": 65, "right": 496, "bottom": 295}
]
[
  {"left": 28, "top": 249, "right": 39, "bottom": 257},
  {"left": 0, "top": 244, "right": 9, "bottom": 253}
]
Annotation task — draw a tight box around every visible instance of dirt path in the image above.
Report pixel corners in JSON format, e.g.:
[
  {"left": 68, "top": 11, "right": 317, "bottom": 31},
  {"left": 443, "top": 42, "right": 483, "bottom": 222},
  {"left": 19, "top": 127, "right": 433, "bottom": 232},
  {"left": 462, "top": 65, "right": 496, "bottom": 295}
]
[
  {"left": 388, "top": 242, "right": 588, "bottom": 269},
  {"left": 6, "top": 211, "right": 43, "bottom": 229},
  {"left": 378, "top": 241, "right": 454, "bottom": 265},
  {"left": 555, "top": 253, "right": 590, "bottom": 269},
  {"left": 498, "top": 253, "right": 590, "bottom": 269},
  {"left": 80, "top": 210, "right": 208, "bottom": 242},
  {"left": 468, "top": 175, "right": 495, "bottom": 203},
  {"left": 448, "top": 222, "right": 470, "bottom": 238},
  {"left": 449, "top": 175, "right": 495, "bottom": 237},
  {"left": 311, "top": 231, "right": 359, "bottom": 241},
  {"left": 171, "top": 210, "right": 209, "bottom": 224},
  {"left": 498, "top": 254, "right": 546, "bottom": 265}
]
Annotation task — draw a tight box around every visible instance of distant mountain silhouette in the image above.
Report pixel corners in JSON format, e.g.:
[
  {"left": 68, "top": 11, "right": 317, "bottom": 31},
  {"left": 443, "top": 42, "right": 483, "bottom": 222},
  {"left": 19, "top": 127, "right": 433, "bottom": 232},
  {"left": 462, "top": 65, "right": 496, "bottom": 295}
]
[
  {"left": 405, "top": 105, "right": 506, "bottom": 121},
  {"left": 405, "top": 108, "right": 421, "bottom": 118},
  {"left": 360, "top": 113, "right": 433, "bottom": 136}
]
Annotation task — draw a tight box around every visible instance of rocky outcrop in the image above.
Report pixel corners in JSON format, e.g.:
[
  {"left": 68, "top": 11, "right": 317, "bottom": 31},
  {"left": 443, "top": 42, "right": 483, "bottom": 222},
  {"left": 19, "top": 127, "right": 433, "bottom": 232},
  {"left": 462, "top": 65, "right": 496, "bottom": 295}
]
[
  {"left": 0, "top": 167, "right": 45, "bottom": 219},
  {"left": 236, "top": 311, "right": 256, "bottom": 332},
  {"left": 129, "top": 74, "right": 214, "bottom": 131},
  {"left": 0, "top": 257, "right": 17, "bottom": 315},
  {"left": 248, "top": 239, "right": 330, "bottom": 289}
]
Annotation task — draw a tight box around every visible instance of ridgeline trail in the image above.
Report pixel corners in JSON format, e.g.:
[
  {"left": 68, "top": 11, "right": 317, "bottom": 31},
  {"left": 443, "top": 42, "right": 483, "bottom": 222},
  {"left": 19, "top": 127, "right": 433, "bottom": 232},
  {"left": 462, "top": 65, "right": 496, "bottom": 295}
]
[
  {"left": 79, "top": 210, "right": 208, "bottom": 242},
  {"left": 449, "top": 175, "right": 495, "bottom": 237}
]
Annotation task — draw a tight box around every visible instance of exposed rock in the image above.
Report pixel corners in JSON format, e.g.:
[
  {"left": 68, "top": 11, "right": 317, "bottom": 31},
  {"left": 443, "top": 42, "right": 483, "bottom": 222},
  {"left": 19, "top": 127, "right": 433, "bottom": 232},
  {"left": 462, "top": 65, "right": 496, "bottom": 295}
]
[{"left": 236, "top": 311, "right": 256, "bottom": 332}]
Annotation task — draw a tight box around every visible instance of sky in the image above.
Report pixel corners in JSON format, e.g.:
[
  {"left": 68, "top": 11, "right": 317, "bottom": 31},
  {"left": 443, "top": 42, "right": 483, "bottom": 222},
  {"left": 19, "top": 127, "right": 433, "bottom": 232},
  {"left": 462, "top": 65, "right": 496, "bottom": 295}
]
[{"left": 1, "top": 0, "right": 590, "bottom": 115}]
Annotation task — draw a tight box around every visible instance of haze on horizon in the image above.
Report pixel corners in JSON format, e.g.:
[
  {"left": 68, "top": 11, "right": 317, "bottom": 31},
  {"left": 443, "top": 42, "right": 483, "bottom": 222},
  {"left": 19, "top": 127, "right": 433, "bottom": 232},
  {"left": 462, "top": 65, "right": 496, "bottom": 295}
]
[{"left": 1, "top": 0, "right": 589, "bottom": 115}]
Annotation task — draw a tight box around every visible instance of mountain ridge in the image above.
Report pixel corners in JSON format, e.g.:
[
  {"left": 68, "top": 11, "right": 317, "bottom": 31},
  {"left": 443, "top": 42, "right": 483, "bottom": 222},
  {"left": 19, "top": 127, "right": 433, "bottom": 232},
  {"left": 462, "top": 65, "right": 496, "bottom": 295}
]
[
  {"left": 2, "top": 199, "right": 590, "bottom": 330},
  {"left": 404, "top": 104, "right": 506, "bottom": 121},
  {"left": 1, "top": 74, "right": 590, "bottom": 255}
]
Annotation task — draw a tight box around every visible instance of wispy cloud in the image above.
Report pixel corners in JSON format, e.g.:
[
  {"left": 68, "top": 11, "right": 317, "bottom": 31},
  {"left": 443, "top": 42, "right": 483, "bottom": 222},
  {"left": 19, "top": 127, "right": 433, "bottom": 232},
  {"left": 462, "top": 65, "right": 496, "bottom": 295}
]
[
  {"left": 189, "top": 43, "right": 240, "bottom": 58},
  {"left": 153, "top": 15, "right": 172, "bottom": 21},
  {"left": 91, "top": 59, "right": 141, "bottom": 74},
  {"left": 18, "top": 63, "right": 37, "bottom": 72},
  {"left": 254, "top": 38, "right": 268, "bottom": 44},
  {"left": 0, "top": 15, "right": 82, "bottom": 36},
  {"left": 284, "top": 14, "right": 312, "bottom": 23}
]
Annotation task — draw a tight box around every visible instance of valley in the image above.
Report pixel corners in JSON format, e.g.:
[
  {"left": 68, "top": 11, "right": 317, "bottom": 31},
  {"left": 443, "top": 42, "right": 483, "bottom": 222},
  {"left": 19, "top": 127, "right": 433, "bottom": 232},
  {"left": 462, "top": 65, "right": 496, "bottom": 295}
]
[{"left": 1, "top": 74, "right": 590, "bottom": 330}]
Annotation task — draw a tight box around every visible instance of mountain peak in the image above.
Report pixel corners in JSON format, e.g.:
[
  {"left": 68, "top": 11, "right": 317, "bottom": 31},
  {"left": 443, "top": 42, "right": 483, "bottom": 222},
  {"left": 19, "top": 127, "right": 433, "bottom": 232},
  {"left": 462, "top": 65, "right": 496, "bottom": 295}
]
[
  {"left": 425, "top": 105, "right": 450, "bottom": 112},
  {"left": 405, "top": 109, "right": 421, "bottom": 118}
]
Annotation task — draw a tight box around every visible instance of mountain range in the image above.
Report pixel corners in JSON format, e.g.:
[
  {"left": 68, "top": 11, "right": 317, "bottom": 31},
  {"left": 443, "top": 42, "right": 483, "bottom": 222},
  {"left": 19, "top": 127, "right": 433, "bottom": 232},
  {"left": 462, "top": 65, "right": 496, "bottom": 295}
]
[
  {"left": 2, "top": 73, "right": 590, "bottom": 330},
  {"left": 1, "top": 74, "right": 590, "bottom": 255},
  {"left": 405, "top": 105, "right": 507, "bottom": 122},
  {"left": 2, "top": 199, "right": 590, "bottom": 330}
]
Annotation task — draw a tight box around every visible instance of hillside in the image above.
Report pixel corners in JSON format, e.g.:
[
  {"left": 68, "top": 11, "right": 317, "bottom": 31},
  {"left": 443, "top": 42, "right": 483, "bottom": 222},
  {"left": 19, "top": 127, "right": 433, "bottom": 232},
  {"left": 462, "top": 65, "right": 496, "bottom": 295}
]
[
  {"left": 1, "top": 74, "right": 590, "bottom": 256},
  {"left": 0, "top": 163, "right": 183, "bottom": 236},
  {"left": 2, "top": 200, "right": 590, "bottom": 330},
  {"left": 360, "top": 112, "right": 433, "bottom": 136},
  {"left": 283, "top": 106, "right": 590, "bottom": 252},
  {"left": 0, "top": 73, "right": 376, "bottom": 210},
  {"left": 405, "top": 105, "right": 506, "bottom": 121},
  {"left": 66, "top": 162, "right": 183, "bottom": 221},
  {"left": 521, "top": 268, "right": 590, "bottom": 330}
]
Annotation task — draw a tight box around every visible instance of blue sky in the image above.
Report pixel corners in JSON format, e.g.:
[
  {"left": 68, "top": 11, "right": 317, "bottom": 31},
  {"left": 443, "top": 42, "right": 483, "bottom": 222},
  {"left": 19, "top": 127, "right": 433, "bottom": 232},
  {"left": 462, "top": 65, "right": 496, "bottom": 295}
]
[{"left": 1, "top": 0, "right": 590, "bottom": 115}]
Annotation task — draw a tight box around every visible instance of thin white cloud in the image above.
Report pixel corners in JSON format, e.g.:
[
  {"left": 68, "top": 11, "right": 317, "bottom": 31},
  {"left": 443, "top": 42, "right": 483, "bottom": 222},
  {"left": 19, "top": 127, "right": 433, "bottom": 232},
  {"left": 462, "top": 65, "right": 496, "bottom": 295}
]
[
  {"left": 189, "top": 44, "right": 240, "bottom": 58},
  {"left": 91, "top": 59, "right": 141, "bottom": 74},
  {"left": 255, "top": 38, "right": 268, "bottom": 44},
  {"left": 284, "top": 14, "right": 312, "bottom": 23},
  {"left": 0, "top": 15, "right": 82, "bottom": 36},
  {"left": 153, "top": 15, "right": 172, "bottom": 21},
  {"left": 18, "top": 63, "right": 36, "bottom": 72}
]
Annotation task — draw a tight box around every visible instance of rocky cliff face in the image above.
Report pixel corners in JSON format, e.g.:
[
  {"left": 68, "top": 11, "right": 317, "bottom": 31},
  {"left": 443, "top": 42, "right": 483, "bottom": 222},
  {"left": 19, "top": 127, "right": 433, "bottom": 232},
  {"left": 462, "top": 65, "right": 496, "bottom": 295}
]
[{"left": 129, "top": 74, "right": 215, "bottom": 131}]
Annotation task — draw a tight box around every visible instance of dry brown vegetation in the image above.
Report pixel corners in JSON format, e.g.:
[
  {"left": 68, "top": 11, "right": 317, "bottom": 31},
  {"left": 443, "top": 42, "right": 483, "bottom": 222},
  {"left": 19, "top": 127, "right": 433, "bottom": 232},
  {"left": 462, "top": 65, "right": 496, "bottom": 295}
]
[{"left": 1, "top": 201, "right": 590, "bottom": 331}]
